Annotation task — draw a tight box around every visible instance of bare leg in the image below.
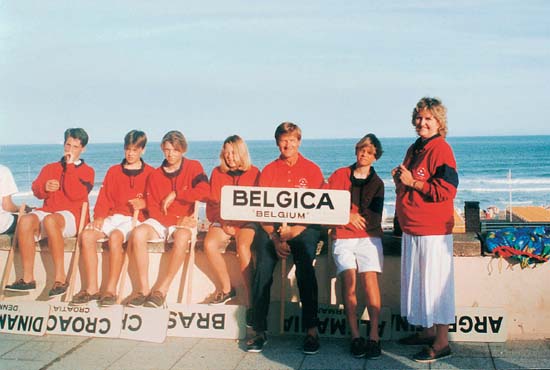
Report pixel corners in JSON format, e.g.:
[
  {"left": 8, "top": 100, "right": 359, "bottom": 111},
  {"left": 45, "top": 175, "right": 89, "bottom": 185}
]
[
  {"left": 16, "top": 213, "right": 40, "bottom": 282},
  {"left": 235, "top": 228, "right": 255, "bottom": 307},
  {"left": 43, "top": 213, "right": 67, "bottom": 283},
  {"left": 79, "top": 228, "right": 104, "bottom": 294},
  {"left": 103, "top": 230, "right": 125, "bottom": 295},
  {"left": 361, "top": 271, "right": 381, "bottom": 341},
  {"left": 129, "top": 224, "right": 157, "bottom": 295},
  {"left": 152, "top": 228, "right": 191, "bottom": 295},
  {"left": 432, "top": 324, "right": 449, "bottom": 350},
  {"left": 203, "top": 227, "right": 232, "bottom": 293},
  {"left": 340, "top": 269, "right": 360, "bottom": 338}
]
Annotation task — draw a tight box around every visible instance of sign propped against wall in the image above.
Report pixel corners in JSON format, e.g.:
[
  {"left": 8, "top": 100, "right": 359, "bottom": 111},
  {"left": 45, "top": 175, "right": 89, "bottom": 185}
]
[
  {"left": 268, "top": 302, "right": 392, "bottom": 340},
  {"left": 119, "top": 307, "right": 169, "bottom": 343},
  {"left": 391, "top": 307, "right": 507, "bottom": 342},
  {"left": 47, "top": 302, "right": 123, "bottom": 338},
  {"left": 448, "top": 307, "right": 507, "bottom": 342},
  {"left": 0, "top": 301, "right": 49, "bottom": 336},
  {"left": 221, "top": 186, "right": 351, "bottom": 225},
  {"left": 167, "top": 303, "right": 245, "bottom": 339}
]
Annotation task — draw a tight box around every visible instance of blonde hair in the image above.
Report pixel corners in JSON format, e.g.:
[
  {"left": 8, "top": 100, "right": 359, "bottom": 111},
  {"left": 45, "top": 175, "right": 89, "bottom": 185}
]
[
  {"left": 219, "top": 135, "right": 252, "bottom": 172},
  {"left": 161, "top": 130, "right": 187, "bottom": 153},
  {"left": 411, "top": 97, "right": 448, "bottom": 138}
]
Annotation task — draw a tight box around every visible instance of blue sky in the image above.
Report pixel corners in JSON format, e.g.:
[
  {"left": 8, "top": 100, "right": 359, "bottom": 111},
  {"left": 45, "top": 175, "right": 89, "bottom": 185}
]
[{"left": 1, "top": 1, "right": 549, "bottom": 144}]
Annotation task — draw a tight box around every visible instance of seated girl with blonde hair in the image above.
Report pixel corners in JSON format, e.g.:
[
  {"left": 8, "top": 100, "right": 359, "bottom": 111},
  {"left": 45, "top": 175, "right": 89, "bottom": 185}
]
[{"left": 204, "top": 135, "right": 260, "bottom": 317}]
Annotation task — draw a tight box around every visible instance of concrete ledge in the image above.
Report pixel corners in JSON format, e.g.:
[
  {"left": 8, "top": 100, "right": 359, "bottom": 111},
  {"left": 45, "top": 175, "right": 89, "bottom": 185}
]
[{"left": 0, "top": 231, "right": 483, "bottom": 256}]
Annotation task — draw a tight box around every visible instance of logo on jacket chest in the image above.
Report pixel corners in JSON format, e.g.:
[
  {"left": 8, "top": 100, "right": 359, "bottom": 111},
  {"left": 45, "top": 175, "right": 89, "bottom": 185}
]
[{"left": 416, "top": 168, "right": 427, "bottom": 179}]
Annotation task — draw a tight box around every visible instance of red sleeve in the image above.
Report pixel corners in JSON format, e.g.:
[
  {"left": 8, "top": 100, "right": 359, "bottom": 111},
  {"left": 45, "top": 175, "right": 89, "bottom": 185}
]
[
  {"left": 424, "top": 143, "right": 458, "bottom": 202},
  {"left": 145, "top": 171, "right": 167, "bottom": 225},
  {"left": 93, "top": 167, "right": 115, "bottom": 219},
  {"left": 63, "top": 163, "right": 95, "bottom": 201},
  {"left": 175, "top": 161, "right": 210, "bottom": 203},
  {"left": 31, "top": 164, "right": 53, "bottom": 200}
]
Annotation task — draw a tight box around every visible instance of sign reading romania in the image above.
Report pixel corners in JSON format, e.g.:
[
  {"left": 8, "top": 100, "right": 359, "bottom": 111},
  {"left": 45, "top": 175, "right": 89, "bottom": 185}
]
[{"left": 221, "top": 186, "right": 350, "bottom": 225}]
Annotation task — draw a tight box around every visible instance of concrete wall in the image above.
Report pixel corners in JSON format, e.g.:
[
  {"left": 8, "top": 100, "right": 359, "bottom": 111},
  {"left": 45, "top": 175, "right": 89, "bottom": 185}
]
[{"left": 1, "top": 236, "right": 549, "bottom": 339}]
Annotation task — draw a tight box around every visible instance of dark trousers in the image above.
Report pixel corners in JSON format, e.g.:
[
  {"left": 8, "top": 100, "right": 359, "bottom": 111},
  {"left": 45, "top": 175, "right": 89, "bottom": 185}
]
[{"left": 252, "top": 227, "right": 321, "bottom": 332}]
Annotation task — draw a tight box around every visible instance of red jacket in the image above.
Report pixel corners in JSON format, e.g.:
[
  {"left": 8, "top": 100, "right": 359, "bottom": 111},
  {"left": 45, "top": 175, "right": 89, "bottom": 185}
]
[
  {"left": 328, "top": 165, "right": 384, "bottom": 239},
  {"left": 94, "top": 160, "right": 154, "bottom": 222},
  {"left": 32, "top": 158, "right": 95, "bottom": 227},
  {"left": 146, "top": 158, "right": 209, "bottom": 227},
  {"left": 395, "top": 135, "right": 459, "bottom": 236},
  {"left": 259, "top": 153, "right": 324, "bottom": 189},
  {"left": 206, "top": 166, "right": 260, "bottom": 224}
]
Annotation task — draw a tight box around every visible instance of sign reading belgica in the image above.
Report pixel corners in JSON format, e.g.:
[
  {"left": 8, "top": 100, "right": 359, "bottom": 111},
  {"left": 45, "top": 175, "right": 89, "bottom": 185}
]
[{"left": 221, "top": 186, "right": 351, "bottom": 225}]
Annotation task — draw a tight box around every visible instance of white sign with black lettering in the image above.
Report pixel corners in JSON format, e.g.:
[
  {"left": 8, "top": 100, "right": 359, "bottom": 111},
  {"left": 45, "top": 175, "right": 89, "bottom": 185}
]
[
  {"left": 448, "top": 307, "right": 507, "bottom": 342},
  {"left": 0, "top": 300, "right": 49, "bottom": 336},
  {"left": 167, "top": 303, "right": 245, "bottom": 339},
  {"left": 47, "top": 302, "right": 123, "bottom": 338},
  {"left": 391, "top": 307, "right": 507, "bottom": 342},
  {"left": 221, "top": 186, "right": 351, "bottom": 225},
  {"left": 268, "top": 302, "right": 392, "bottom": 339},
  {"left": 119, "top": 307, "right": 169, "bottom": 343}
]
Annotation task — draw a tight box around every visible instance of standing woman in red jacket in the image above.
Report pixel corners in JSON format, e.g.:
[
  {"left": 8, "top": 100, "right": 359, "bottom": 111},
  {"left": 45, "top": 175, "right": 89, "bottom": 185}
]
[
  {"left": 392, "top": 97, "right": 459, "bottom": 363},
  {"left": 204, "top": 135, "right": 260, "bottom": 309}
]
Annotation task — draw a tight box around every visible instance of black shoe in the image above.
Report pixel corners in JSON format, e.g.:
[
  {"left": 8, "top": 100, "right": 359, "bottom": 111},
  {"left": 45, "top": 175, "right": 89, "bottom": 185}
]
[
  {"left": 365, "top": 339, "right": 381, "bottom": 359},
  {"left": 350, "top": 337, "right": 366, "bottom": 358},
  {"left": 246, "top": 332, "right": 267, "bottom": 353},
  {"left": 303, "top": 334, "right": 320, "bottom": 355},
  {"left": 4, "top": 278, "right": 36, "bottom": 292},
  {"left": 48, "top": 281, "right": 68, "bottom": 298},
  {"left": 245, "top": 308, "right": 254, "bottom": 328},
  {"left": 413, "top": 345, "right": 451, "bottom": 363},
  {"left": 210, "top": 288, "right": 236, "bottom": 305},
  {"left": 98, "top": 293, "right": 117, "bottom": 307},
  {"left": 127, "top": 292, "right": 147, "bottom": 307}
]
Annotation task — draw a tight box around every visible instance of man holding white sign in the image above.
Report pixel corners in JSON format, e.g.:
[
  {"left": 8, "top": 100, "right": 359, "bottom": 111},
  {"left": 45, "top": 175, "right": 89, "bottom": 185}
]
[{"left": 246, "top": 122, "right": 325, "bottom": 354}]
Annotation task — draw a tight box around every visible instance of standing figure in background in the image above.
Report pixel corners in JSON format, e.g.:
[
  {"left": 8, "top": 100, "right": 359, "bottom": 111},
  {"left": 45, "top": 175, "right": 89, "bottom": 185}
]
[
  {"left": 5, "top": 128, "right": 94, "bottom": 298},
  {"left": 128, "top": 130, "right": 209, "bottom": 308},
  {"left": 0, "top": 164, "right": 31, "bottom": 235},
  {"left": 71, "top": 130, "right": 153, "bottom": 306},
  {"left": 247, "top": 122, "right": 325, "bottom": 354},
  {"left": 327, "top": 133, "right": 384, "bottom": 359},
  {"left": 204, "top": 135, "right": 260, "bottom": 316},
  {"left": 392, "top": 97, "right": 459, "bottom": 363}
]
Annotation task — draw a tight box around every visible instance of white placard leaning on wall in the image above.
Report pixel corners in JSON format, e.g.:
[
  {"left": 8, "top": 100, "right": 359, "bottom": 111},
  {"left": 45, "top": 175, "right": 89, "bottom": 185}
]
[{"left": 0, "top": 300, "right": 50, "bottom": 336}]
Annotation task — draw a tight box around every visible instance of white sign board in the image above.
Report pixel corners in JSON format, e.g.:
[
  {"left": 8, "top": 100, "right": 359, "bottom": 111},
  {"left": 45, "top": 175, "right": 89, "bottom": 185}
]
[
  {"left": 221, "top": 186, "right": 350, "bottom": 225},
  {"left": 119, "top": 307, "right": 169, "bottom": 343},
  {"left": 0, "top": 301, "right": 50, "bottom": 336},
  {"left": 268, "top": 302, "right": 392, "bottom": 340},
  {"left": 167, "top": 303, "right": 245, "bottom": 339},
  {"left": 47, "top": 302, "right": 123, "bottom": 338},
  {"left": 448, "top": 307, "right": 507, "bottom": 342},
  {"left": 391, "top": 307, "right": 507, "bottom": 342}
]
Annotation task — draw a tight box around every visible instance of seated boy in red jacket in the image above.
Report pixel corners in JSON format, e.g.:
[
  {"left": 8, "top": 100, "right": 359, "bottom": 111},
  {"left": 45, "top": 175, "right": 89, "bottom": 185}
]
[
  {"left": 70, "top": 130, "right": 154, "bottom": 306},
  {"left": 127, "top": 130, "right": 209, "bottom": 308},
  {"left": 5, "top": 128, "right": 95, "bottom": 298}
]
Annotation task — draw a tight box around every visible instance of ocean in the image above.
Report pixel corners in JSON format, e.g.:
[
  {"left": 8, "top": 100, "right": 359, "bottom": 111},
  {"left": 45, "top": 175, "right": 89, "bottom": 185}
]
[{"left": 2, "top": 136, "right": 550, "bottom": 220}]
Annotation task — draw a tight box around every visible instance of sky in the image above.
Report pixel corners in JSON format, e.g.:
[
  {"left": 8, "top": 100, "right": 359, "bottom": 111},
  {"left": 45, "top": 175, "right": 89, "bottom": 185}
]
[{"left": 1, "top": 1, "right": 549, "bottom": 145}]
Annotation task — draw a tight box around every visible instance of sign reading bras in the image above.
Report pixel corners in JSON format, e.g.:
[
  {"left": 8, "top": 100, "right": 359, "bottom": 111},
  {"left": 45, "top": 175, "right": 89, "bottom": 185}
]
[{"left": 221, "top": 186, "right": 351, "bottom": 225}]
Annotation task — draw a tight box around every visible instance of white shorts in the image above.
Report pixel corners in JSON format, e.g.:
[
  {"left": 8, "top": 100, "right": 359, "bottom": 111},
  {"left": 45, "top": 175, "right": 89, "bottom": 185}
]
[
  {"left": 142, "top": 218, "right": 196, "bottom": 243},
  {"left": 332, "top": 237, "right": 384, "bottom": 275},
  {"left": 31, "top": 210, "right": 76, "bottom": 241},
  {"left": 88, "top": 214, "right": 138, "bottom": 243}
]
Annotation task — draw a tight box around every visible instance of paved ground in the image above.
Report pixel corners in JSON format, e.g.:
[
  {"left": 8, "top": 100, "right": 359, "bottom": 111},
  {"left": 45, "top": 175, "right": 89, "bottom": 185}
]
[{"left": 1, "top": 334, "right": 550, "bottom": 370}]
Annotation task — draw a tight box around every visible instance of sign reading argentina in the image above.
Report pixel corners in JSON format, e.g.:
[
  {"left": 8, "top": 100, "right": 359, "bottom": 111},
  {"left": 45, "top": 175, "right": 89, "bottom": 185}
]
[{"left": 221, "top": 186, "right": 351, "bottom": 225}]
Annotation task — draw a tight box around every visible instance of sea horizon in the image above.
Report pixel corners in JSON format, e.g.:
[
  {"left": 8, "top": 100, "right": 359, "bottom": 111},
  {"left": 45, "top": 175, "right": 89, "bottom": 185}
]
[{"left": 2, "top": 135, "right": 550, "bottom": 220}]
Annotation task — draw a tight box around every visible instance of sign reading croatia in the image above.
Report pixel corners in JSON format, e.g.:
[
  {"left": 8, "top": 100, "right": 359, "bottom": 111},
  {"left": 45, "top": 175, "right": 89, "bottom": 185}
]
[{"left": 221, "top": 186, "right": 350, "bottom": 225}]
